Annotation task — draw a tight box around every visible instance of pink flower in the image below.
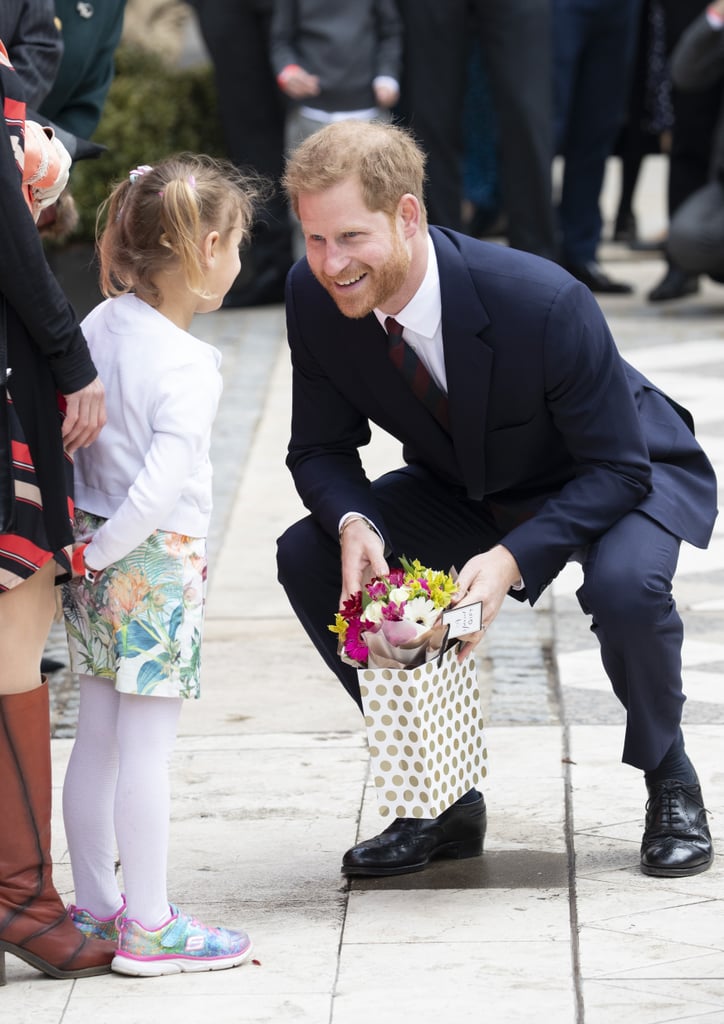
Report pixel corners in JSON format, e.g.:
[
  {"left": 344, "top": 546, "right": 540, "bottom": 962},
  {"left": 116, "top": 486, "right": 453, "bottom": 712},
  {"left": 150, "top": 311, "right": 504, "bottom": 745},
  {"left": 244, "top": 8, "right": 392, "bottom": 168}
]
[
  {"left": 340, "top": 591, "right": 362, "bottom": 621},
  {"left": 388, "top": 568, "right": 405, "bottom": 587},
  {"left": 344, "top": 616, "right": 374, "bottom": 663},
  {"left": 381, "top": 600, "right": 405, "bottom": 621},
  {"left": 381, "top": 617, "right": 418, "bottom": 646}
]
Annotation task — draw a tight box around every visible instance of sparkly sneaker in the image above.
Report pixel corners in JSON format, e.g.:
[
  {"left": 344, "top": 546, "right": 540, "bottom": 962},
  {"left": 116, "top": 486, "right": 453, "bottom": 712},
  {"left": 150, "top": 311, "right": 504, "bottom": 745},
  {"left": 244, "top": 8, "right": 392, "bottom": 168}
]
[
  {"left": 68, "top": 901, "right": 126, "bottom": 942},
  {"left": 112, "top": 905, "right": 252, "bottom": 977}
]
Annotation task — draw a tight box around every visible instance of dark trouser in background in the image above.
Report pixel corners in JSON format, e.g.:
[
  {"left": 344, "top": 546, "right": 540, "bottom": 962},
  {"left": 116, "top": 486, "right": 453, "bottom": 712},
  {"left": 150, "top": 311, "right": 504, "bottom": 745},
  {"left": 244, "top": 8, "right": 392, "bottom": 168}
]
[
  {"left": 190, "top": 0, "right": 293, "bottom": 304},
  {"left": 553, "top": 0, "right": 643, "bottom": 264},
  {"left": 396, "top": 0, "right": 556, "bottom": 259},
  {"left": 668, "top": 180, "right": 724, "bottom": 281}
]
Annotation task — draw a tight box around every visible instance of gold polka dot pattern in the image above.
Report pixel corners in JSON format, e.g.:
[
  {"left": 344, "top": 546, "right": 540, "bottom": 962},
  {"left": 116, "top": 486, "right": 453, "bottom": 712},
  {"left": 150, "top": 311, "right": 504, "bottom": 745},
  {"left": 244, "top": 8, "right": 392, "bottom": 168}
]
[{"left": 359, "top": 647, "right": 488, "bottom": 820}]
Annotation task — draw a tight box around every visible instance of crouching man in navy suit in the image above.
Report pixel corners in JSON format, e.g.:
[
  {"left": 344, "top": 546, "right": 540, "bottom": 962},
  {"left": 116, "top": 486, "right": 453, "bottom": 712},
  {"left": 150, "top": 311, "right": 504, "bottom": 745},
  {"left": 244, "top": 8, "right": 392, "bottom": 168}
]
[{"left": 276, "top": 119, "right": 718, "bottom": 879}]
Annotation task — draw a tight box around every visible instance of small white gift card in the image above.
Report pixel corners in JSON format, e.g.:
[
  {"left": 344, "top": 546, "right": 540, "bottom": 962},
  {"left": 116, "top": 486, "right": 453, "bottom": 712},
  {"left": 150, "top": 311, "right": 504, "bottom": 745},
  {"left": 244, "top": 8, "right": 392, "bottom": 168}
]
[{"left": 441, "top": 601, "right": 483, "bottom": 638}]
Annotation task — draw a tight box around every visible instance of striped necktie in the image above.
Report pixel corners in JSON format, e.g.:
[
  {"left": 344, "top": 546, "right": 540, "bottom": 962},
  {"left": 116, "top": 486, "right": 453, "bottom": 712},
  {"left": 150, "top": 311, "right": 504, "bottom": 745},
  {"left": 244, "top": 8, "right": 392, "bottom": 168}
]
[{"left": 385, "top": 317, "right": 450, "bottom": 431}]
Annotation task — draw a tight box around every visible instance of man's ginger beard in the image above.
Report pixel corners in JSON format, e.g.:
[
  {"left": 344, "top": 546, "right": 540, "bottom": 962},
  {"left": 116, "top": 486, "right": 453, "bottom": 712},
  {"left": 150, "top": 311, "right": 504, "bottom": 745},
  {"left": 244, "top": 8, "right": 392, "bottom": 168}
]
[{"left": 313, "top": 222, "right": 411, "bottom": 319}]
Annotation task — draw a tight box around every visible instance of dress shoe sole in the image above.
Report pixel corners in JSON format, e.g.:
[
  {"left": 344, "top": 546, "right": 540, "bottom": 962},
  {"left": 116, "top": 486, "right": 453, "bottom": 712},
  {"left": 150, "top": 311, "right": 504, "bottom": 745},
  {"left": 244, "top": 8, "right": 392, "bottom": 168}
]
[
  {"left": 640, "top": 852, "right": 714, "bottom": 878},
  {"left": 341, "top": 835, "right": 484, "bottom": 877}
]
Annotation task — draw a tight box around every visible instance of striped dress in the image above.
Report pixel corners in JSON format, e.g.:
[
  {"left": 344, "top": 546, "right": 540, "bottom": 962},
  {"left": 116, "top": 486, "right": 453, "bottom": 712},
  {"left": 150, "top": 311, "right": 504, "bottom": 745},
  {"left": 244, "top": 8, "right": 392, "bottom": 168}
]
[{"left": 0, "top": 41, "right": 73, "bottom": 591}]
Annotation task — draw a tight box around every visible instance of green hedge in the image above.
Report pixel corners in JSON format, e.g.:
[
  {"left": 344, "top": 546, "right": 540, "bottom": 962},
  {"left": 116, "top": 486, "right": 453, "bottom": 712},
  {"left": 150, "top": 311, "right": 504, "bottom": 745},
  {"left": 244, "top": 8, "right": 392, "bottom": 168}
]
[{"left": 63, "top": 46, "right": 225, "bottom": 243}]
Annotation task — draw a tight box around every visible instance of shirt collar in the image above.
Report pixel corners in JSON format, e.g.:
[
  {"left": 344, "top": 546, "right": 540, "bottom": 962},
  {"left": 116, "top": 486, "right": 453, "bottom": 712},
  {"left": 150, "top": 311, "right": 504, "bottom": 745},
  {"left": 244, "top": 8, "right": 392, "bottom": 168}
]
[{"left": 374, "top": 234, "right": 441, "bottom": 337}]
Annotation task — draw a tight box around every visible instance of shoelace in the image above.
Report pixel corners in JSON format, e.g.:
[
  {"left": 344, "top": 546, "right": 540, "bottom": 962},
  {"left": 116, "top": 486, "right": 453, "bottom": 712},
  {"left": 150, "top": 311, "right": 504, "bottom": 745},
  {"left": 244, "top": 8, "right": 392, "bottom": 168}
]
[{"left": 646, "top": 783, "right": 704, "bottom": 833}]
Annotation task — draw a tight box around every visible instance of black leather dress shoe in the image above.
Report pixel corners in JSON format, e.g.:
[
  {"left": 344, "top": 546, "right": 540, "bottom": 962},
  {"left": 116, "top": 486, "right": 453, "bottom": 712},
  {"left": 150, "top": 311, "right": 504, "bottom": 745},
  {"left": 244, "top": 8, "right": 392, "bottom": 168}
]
[
  {"left": 342, "top": 794, "right": 486, "bottom": 877},
  {"left": 640, "top": 780, "right": 713, "bottom": 877},
  {"left": 647, "top": 265, "right": 699, "bottom": 302},
  {"left": 564, "top": 260, "right": 633, "bottom": 294}
]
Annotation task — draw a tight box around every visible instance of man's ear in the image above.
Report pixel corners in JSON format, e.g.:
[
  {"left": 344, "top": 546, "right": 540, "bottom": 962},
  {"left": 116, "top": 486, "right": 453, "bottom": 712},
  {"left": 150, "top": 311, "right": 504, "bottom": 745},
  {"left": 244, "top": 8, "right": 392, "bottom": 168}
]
[{"left": 398, "top": 193, "right": 421, "bottom": 238}]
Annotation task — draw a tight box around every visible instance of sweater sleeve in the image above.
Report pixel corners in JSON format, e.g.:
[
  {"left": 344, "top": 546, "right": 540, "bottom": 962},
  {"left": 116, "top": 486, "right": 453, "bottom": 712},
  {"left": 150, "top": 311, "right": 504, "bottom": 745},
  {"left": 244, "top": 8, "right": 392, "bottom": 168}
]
[
  {"left": 83, "top": 358, "right": 221, "bottom": 569},
  {"left": 269, "top": 0, "right": 300, "bottom": 77},
  {"left": 671, "top": 12, "right": 724, "bottom": 92},
  {"left": 373, "top": 0, "right": 403, "bottom": 81},
  {"left": 0, "top": 54, "right": 97, "bottom": 394},
  {"left": 1, "top": 0, "right": 63, "bottom": 108}
]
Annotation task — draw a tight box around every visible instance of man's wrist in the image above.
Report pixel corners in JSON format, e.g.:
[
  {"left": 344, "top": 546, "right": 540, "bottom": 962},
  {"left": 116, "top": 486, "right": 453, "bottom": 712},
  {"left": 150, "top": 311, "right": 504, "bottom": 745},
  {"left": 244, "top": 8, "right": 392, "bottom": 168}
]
[
  {"left": 342, "top": 512, "right": 385, "bottom": 544},
  {"left": 339, "top": 514, "right": 377, "bottom": 539}
]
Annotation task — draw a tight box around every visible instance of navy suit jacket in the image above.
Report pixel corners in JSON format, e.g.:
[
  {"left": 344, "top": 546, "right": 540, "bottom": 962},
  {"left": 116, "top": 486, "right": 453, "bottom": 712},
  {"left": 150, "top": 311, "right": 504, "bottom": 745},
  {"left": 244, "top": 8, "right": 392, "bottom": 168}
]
[{"left": 285, "top": 227, "right": 718, "bottom": 603}]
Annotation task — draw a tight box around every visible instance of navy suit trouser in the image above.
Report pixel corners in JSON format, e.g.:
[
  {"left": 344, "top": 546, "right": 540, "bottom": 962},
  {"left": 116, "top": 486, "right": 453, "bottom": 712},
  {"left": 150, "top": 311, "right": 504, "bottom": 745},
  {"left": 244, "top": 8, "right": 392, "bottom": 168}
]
[{"left": 277, "top": 464, "right": 685, "bottom": 773}]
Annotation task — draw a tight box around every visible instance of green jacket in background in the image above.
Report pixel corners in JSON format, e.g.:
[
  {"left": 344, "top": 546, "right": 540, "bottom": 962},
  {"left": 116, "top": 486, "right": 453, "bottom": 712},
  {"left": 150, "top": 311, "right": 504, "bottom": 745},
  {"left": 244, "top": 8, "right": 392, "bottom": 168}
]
[{"left": 39, "top": 0, "right": 126, "bottom": 139}]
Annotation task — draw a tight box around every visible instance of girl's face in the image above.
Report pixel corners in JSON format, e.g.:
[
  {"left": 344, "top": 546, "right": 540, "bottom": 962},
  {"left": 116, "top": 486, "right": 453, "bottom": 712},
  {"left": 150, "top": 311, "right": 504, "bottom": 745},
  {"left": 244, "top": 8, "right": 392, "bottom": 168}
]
[{"left": 196, "top": 212, "right": 244, "bottom": 312}]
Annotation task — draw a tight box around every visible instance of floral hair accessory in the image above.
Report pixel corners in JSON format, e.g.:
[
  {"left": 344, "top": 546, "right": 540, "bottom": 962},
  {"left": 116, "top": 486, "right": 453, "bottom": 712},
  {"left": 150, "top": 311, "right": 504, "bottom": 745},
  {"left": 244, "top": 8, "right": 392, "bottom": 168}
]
[
  {"left": 129, "top": 164, "right": 153, "bottom": 184},
  {"left": 328, "top": 555, "right": 458, "bottom": 669}
]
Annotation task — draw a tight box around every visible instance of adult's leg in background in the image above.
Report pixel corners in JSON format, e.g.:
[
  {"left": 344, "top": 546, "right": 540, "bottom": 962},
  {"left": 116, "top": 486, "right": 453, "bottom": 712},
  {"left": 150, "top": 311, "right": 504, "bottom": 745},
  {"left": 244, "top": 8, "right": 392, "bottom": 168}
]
[
  {"left": 395, "top": 0, "right": 469, "bottom": 230},
  {"left": 554, "top": 0, "right": 643, "bottom": 265},
  {"left": 475, "top": 0, "right": 556, "bottom": 258},
  {"left": 667, "top": 181, "right": 724, "bottom": 279},
  {"left": 190, "top": 0, "right": 293, "bottom": 304}
]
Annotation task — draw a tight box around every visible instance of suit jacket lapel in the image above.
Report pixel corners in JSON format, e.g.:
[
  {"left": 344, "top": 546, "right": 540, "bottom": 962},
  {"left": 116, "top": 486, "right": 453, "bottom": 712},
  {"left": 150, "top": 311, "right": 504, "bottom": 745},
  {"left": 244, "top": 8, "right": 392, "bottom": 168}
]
[{"left": 431, "top": 228, "right": 492, "bottom": 500}]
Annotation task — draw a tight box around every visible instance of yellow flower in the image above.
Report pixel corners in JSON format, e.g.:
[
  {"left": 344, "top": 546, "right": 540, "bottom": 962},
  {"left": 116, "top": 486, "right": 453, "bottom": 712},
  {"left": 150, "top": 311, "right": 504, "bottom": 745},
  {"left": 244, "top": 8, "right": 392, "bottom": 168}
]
[{"left": 328, "top": 612, "right": 348, "bottom": 641}]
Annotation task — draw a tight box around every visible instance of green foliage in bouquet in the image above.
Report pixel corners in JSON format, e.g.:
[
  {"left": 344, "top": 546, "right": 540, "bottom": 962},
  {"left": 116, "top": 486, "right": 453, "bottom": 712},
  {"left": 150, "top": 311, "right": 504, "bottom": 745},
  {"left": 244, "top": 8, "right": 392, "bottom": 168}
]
[{"left": 65, "top": 46, "right": 225, "bottom": 243}]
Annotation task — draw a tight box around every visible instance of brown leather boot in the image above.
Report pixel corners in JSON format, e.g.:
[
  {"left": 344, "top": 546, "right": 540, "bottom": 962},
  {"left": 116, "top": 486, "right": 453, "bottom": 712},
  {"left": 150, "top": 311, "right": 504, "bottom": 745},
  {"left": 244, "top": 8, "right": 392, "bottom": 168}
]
[{"left": 0, "top": 682, "right": 115, "bottom": 984}]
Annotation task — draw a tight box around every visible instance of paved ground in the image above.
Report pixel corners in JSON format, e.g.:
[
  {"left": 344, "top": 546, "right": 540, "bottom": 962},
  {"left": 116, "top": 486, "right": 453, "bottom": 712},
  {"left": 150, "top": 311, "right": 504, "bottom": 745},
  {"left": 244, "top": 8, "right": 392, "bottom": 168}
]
[{"left": 4, "top": 156, "right": 724, "bottom": 1023}]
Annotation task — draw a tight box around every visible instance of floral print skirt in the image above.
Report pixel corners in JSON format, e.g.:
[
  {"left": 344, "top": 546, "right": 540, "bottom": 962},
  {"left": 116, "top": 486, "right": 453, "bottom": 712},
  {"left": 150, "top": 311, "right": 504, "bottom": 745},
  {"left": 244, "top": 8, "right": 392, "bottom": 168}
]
[{"left": 62, "top": 510, "right": 207, "bottom": 699}]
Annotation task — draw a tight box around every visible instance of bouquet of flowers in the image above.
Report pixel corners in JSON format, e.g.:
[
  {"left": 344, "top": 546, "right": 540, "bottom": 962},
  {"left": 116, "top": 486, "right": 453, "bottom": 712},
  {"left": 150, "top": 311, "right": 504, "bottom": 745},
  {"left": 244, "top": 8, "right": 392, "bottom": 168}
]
[{"left": 328, "top": 556, "right": 458, "bottom": 669}]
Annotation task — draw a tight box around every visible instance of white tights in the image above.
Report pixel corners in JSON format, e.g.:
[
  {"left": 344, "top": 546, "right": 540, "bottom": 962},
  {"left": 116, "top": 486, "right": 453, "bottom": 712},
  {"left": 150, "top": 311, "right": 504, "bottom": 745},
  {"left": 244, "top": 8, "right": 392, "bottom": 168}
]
[{"left": 62, "top": 675, "right": 182, "bottom": 930}]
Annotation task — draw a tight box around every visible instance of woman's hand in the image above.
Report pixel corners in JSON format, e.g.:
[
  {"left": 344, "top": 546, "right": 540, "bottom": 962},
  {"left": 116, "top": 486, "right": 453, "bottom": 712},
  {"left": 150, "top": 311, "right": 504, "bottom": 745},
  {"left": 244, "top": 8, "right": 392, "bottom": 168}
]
[{"left": 62, "top": 376, "right": 106, "bottom": 453}]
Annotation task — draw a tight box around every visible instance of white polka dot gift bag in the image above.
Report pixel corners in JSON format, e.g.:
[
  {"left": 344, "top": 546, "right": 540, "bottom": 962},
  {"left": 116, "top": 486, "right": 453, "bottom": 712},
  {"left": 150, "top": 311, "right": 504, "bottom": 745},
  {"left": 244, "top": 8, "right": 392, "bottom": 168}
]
[
  {"left": 329, "top": 557, "right": 488, "bottom": 821},
  {"left": 358, "top": 643, "right": 488, "bottom": 820}
]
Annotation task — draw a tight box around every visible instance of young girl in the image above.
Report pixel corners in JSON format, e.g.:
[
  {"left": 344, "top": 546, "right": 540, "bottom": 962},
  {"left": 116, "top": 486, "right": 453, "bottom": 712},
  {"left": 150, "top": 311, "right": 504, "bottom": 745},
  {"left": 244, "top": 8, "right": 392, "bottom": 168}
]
[{"left": 61, "top": 155, "right": 257, "bottom": 977}]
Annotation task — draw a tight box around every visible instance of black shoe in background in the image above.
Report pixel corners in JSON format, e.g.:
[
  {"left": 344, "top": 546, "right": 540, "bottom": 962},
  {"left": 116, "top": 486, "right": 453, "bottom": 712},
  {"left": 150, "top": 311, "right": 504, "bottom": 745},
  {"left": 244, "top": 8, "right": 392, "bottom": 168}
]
[
  {"left": 565, "top": 260, "right": 634, "bottom": 294},
  {"left": 647, "top": 265, "right": 699, "bottom": 302}
]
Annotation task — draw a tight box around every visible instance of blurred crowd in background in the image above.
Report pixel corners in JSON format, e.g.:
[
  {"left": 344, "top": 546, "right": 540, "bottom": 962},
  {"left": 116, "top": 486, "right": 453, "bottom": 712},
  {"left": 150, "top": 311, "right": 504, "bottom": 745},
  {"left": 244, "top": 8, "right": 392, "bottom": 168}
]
[{"left": 16, "top": 0, "right": 724, "bottom": 309}]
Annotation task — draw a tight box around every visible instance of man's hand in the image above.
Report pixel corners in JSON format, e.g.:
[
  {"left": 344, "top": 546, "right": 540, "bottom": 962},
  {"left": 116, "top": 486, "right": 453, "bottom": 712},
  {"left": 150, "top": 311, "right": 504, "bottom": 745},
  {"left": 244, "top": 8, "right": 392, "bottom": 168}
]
[
  {"left": 450, "top": 545, "right": 521, "bottom": 660},
  {"left": 374, "top": 80, "right": 400, "bottom": 109},
  {"left": 339, "top": 518, "right": 388, "bottom": 607},
  {"left": 278, "top": 65, "right": 321, "bottom": 100},
  {"left": 62, "top": 376, "right": 106, "bottom": 453}
]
